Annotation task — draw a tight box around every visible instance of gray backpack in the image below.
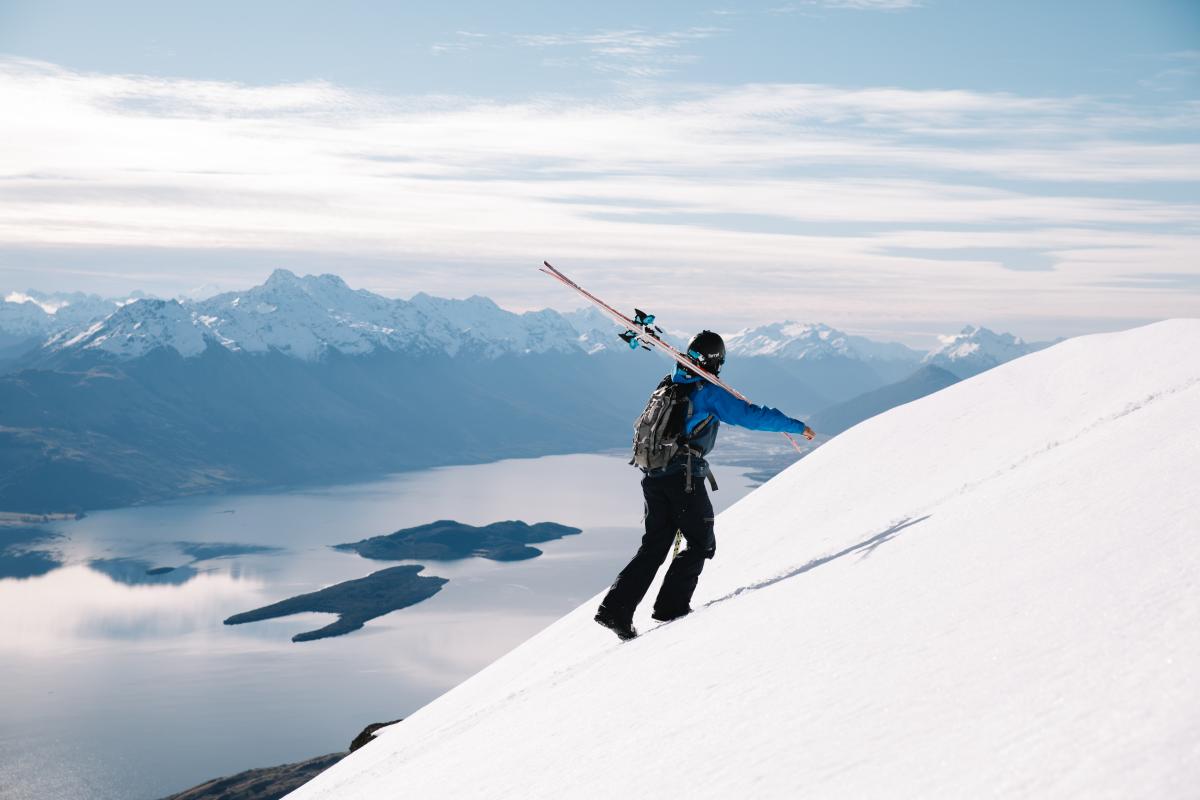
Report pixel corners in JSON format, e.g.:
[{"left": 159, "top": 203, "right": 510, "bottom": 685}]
[{"left": 630, "top": 376, "right": 695, "bottom": 471}]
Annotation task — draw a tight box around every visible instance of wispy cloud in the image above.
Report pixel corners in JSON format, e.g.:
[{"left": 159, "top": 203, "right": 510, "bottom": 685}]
[
  {"left": 431, "top": 30, "right": 490, "bottom": 56},
  {"left": 0, "top": 57, "right": 1196, "bottom": 334},
  {"left": 513, "top": 26, "right": 724, "bottom": 77},
  {"left": 1136, "top": 49, "right": 1200, "bottom": 93},
  {"left": 770, "top": 0, "right": 922, "bottom": 13},
  {"left": 514, "top": 27, "right": 722, "bottom": 55},
  {"left": 428, "top": 25, "right": 722, "bottom": 77}
]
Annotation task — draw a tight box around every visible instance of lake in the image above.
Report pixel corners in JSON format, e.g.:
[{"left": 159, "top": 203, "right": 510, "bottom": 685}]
[{"left": 0, "top": 453, "right": 760, "bottom": 800}]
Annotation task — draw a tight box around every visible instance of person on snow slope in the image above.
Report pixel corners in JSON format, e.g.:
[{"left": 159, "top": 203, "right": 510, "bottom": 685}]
[{"left": 595, "top": 330, "right": 815, "bottom": 640}]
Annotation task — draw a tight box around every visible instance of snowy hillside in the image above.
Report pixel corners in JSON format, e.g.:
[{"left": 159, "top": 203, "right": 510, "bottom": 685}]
[{"left": 289, "top": 319, "right": 1200, "bottom": 800}]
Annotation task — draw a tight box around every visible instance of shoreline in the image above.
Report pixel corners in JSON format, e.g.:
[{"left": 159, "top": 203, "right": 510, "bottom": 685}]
[{"left": 0, "top": 447, "right": 628, "bottom": 518}]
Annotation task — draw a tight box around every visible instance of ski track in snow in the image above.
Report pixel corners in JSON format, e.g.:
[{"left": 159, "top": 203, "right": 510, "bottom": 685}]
[{"left": 704, "top": 514, "right": 933, "bottom": 607}]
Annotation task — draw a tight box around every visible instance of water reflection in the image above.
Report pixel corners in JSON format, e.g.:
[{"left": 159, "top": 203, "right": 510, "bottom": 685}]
[
  {"left": 88, "top": 558, "right": 199, "bottom": 585},
  {"left": 0, "top": 527, "right": 63, "bottom": 579},
  {"left": 177, "top": 542, "right": 283, "bottom": 561},
  {"left": 0, "top": 564, "right": 264, "bottom": 654},
  {"left": 80, "top": 542, "right": 285, "bottom": 586},
  {"left": 0, "top": 549, "right": 61, "bottom": 579}
]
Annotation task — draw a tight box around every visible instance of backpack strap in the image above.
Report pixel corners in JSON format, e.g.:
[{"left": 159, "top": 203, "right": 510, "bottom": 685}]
[
  {"left": 689, "top": 414, "right": 714, "bottom": 439},
  {"left": 680, "top": 444, "right": 719, "bottom": 493}
]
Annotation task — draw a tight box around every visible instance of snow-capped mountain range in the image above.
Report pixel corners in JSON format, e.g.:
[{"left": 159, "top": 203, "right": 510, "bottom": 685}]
[
  {"left": 0, "top": 289, "right": 136, "bottom": 345},
  {"left": 0, "top": 269, "right": 1061, "bottom": 514},
  {"left": 39, "top": 270, "right": 587, "bottom": 361},
  {"left": 3, "top": 270, "right": 1051, "bottom": 373}
]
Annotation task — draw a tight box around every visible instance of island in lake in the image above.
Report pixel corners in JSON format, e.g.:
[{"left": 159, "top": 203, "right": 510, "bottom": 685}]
[
  {"left": 225, "top": 519, "right": 581, "bottom": 642},
  {"left": 224, "top": 565, "right": 448, "bottom": 642},
  {"left": 334, "top": 519, "right": 583, "bottom": 562}
]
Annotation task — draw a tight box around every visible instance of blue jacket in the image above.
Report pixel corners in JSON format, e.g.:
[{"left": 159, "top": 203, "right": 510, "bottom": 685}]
[{"left": 654, "top": 366, "right": 808, "bottom": 477}]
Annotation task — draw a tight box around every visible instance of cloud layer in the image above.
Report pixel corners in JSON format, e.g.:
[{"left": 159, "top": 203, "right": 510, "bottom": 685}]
[{"left": 1, "top": 57, "right": 1197, "bottom": 337}]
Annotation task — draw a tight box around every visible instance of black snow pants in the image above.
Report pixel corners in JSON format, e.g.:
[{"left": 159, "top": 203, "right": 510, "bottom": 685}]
[{"left": 600, "top": 471, "right": 716, "bottom": 622}]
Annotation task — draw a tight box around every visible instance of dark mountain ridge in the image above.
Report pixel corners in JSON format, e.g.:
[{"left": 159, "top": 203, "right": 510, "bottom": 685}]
[
  {"left": 807, "top": 364, "right": 962, "bottom": 437},
  {"left": 0, "top": 343, "right": 661, "bottom": 512}
]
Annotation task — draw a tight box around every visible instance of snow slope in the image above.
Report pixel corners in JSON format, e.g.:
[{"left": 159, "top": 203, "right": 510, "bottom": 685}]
[{"left": 290, "top": 320, "right": 1200, "bottom": 799}]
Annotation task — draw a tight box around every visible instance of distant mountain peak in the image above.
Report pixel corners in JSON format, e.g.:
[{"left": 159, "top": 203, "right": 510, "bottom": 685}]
[
  {"left": 260, "top": 269, "right": 353, "bottom": 298},
  {"left": 5, "top": 291, "right": 68, "bottom": 315},
  {"left": 1, "top": 290, "right": 143, "bottom": 345},
  {"left": 924, "top": 324, "right": 1051, "bottom": 378},
  {"left": 410, "top": 292, "right": 501, "bottom": 311},
  {"left": 264, "top": 268, "right": 301, "bottom": 286},
  {"left": 45, "top": 296, "right": 211, "bottom": 358},
  {"left": 560, "top": 305, "right": 625, "bottom": 354},
  {"left": 726, "top": 320, "right": 922, "bottom": 363}
]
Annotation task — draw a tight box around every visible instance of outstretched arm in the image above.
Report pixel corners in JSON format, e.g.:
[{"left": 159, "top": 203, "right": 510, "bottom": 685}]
[{"left": 700, "top": 384, "right": 814, "bottom": 439}]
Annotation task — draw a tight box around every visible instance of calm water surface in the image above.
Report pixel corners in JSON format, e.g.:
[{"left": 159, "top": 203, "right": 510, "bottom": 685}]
[{"left": 0, "top": 454, "right": 758, "bottom": 800}]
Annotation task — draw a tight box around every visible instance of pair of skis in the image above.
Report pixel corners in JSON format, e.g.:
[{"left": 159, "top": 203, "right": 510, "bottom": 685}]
[{"left": 539, "top": 261, "right": 806, "bottom": 454}]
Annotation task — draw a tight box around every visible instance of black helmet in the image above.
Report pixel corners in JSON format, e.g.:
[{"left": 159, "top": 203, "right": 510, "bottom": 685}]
[{"left": 686, "top": 330, "right": 726, "bottom": 375}]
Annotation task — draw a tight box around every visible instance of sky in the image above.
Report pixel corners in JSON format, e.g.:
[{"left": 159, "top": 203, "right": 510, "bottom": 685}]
[{"left": 1, "top": 0, "right": 1198, "bottom": 345}]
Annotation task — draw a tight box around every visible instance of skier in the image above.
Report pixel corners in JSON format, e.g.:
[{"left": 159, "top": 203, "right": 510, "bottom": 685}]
[{"left": 595, "top": 330, "right": 815, "bottom": 640}]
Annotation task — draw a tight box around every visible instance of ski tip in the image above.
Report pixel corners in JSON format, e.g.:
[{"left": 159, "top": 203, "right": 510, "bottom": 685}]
[{"left": 543, "top": 260, "right": 554, "bottom": 269}]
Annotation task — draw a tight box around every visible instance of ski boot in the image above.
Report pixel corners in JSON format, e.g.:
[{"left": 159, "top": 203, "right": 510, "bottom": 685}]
[
  {"left": 594, "top": 605, "right": 638, "bottom": 641},
  {"left": 651, "top": 606, "right": 692, "bottom": 623}
]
